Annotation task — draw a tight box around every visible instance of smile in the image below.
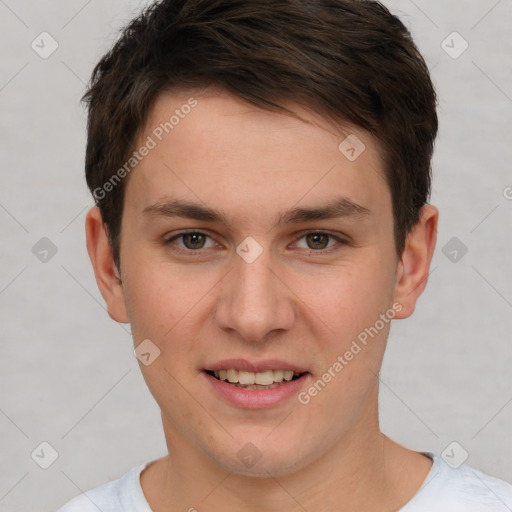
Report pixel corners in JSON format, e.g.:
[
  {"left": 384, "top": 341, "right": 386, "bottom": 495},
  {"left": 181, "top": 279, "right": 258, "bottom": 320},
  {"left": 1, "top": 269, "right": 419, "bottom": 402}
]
[
  {"left": 208, "top": 369, "right": 303, "bottom": 389},
  {"left": 203, "top": 367, "right": 310, "bottom": 408}
]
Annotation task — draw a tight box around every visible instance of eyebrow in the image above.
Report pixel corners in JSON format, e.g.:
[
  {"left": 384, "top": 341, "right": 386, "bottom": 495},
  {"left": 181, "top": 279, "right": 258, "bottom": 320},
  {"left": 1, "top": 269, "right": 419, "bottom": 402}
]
[{"left": 142, "top": 195, "right": 372, "bottom": 227}]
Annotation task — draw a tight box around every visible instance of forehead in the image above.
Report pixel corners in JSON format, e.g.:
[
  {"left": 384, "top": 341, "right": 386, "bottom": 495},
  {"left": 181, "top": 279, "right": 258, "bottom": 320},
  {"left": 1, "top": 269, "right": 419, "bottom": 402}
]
[{"left": 125, "top": 88, "right": 390, "bottom": 224}]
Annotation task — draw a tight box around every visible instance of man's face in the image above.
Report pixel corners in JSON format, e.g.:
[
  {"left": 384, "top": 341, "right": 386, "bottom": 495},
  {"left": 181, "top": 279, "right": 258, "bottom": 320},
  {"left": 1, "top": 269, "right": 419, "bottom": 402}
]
[{"left": 114, "top": 89, "right": 403, "bottom": 475}]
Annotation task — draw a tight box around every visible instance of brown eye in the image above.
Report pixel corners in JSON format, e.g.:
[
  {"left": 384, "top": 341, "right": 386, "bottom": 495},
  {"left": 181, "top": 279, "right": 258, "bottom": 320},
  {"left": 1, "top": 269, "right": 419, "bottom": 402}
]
[
  {"left": 166, "top": 231, "right": 216, "bottom": 252},
  {"left": 181, "top": 233, "right": 207, "bottom": 249},
  {"left": 294, "top": 231, "right": 346, "bottom": 253},
  {"left": 305, "top": 233, "right": 330, "bottom": 250}
]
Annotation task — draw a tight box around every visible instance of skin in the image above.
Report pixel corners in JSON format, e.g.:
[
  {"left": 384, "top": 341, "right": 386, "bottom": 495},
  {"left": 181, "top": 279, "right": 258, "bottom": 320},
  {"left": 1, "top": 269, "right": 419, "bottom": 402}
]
[{"left": 86, "top": 87, "right": 438, "bottom": 512}]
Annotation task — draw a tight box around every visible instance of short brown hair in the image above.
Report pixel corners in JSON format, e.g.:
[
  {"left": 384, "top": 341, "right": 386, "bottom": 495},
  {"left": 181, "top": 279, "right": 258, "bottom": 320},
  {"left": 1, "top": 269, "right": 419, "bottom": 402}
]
[{"left": 83, "top": 0, "right": 438, "bottom": 270}]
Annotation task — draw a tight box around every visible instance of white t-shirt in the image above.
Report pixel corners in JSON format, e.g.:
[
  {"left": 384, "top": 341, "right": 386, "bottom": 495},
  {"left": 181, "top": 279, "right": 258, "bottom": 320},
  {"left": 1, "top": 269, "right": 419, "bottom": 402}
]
[{"left": 56, "top": 453, "right": 512, "bottom": 511}]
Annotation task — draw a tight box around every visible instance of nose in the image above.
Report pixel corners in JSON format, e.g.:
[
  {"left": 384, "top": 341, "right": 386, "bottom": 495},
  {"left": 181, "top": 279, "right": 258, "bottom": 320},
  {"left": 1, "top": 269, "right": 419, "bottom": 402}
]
[{"left": 214, "top": 242, "right": 296, "bottom": 344}]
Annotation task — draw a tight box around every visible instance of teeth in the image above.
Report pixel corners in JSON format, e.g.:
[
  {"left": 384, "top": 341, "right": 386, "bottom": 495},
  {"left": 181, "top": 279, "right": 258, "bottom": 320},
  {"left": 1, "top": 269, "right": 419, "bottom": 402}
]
[
  {"left": 238, "top": 370, "right": 255, "bottom": 385},
  {"left": 273, "top": 369, "right": 284, "bottom": 382},
  {"left": 255, "top": 370, "right": 274, "bottom": 385},
  {"left": 284, "top": 370, "right": 294, "bottom": 381},
  {"left": 227, "top": 368, "right": 238, "bottom": 383},
  {"left": 211, "top": 369, "right": 303, "bottom": 385}
]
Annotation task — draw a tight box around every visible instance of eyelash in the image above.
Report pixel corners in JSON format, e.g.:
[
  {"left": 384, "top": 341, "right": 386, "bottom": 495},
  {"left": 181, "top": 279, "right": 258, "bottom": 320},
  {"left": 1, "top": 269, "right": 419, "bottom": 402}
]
[{"left": 164, "top": 230, "right": 348, "bottom": 256}]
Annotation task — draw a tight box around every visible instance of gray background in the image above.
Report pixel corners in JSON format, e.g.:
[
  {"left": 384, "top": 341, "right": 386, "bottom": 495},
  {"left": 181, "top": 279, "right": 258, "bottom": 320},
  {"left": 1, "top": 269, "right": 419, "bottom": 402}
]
[{"left": 0, "top": 1, "right": 511, "bottom": 510}]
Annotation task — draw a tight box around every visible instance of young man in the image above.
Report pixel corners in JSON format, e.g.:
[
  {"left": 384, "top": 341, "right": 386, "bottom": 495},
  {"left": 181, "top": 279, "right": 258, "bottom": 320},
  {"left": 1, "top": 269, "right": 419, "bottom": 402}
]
[{"left": 58, "top": 0, "right": 512, "bottom": 510}]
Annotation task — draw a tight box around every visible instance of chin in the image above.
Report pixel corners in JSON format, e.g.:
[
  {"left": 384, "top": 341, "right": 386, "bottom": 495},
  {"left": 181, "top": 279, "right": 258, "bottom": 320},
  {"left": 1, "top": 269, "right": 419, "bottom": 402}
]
[{"left": 209, "top": 440, "right": 312, "bottom": 478}]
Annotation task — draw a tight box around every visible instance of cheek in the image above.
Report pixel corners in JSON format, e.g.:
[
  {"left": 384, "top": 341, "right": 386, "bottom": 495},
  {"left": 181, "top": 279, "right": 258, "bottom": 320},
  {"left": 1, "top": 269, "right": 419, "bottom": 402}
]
[
  {"left": 121, "top": 257, "right": 205, "bottom": 341},
  {"left": 297, "top": 255, "right": 396, "bottom": 411},
  {"left": 122, "top": 261, "right": 218, "bottom": 394},
  {"left": 292, "top": 257, "right": 396, "bottom": 345}
]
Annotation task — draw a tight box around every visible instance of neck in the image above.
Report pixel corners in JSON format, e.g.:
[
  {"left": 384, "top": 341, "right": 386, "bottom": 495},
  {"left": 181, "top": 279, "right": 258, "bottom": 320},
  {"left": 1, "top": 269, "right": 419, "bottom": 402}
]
[{"left": 142, "top": 401, "right": 431, "bottom": 511}]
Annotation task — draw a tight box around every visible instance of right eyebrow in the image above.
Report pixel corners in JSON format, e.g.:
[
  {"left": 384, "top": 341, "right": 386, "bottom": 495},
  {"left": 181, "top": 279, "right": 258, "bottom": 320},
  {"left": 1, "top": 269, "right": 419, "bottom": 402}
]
[{"left": 142, "top": 198, "right": 227, "bottom": 223}]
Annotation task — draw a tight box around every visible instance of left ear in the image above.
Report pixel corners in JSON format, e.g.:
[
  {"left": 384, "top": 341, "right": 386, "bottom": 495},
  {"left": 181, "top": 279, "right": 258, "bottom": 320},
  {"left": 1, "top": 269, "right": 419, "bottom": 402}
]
[{"left": 393, "top": 205, "right": 438, "bottom": 319}]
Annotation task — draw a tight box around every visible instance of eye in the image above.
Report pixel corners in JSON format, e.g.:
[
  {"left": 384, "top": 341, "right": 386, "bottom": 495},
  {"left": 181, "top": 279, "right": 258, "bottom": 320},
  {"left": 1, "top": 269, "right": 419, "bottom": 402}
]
[
  {"left": 165, "top": 231, "right": 217, "bottom": 252},
  {"left": 164, "top": 230, "right": 347, "bottom": 255},
  {"left": 294, "top": 231, "right": 346, "bottom": 252}
]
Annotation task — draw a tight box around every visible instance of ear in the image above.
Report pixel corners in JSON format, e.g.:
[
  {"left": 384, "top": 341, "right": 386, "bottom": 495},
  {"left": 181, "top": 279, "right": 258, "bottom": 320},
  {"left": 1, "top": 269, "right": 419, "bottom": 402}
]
[
  {"left": 393, "top": 205, "right": 438, "bottom": 319},
  {"left": 85, "top": 206, "right": 129, "bottom": 323}
]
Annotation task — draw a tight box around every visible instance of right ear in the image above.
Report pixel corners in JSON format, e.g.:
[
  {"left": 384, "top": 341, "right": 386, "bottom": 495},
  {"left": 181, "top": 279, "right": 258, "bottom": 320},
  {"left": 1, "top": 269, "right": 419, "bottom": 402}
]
[{"left": 85, "top": 206, "right": 129, "bottom": 323}]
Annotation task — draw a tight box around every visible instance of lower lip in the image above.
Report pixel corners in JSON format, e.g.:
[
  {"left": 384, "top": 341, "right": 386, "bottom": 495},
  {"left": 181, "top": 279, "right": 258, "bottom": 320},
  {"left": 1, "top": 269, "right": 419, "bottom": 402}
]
[{"left": 203, "top": 371, "right": 310, "bottom": 409}]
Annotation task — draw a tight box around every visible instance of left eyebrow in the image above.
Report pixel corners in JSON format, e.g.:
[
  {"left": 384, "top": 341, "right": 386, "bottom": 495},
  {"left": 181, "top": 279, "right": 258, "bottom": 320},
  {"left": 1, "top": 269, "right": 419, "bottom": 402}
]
[
  {"left": 141, "top": 195, "right": 372, "bottom": 228},
  {"left": 278, "top": 196, "right": 372, "bottom": 225}
]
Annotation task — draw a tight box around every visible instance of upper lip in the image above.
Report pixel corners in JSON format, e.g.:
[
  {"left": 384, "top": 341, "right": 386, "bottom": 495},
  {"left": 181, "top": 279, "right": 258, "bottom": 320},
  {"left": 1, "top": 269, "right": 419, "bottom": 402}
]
[{"left": 204, "top": 358, "right": 309, "bottom": 373}]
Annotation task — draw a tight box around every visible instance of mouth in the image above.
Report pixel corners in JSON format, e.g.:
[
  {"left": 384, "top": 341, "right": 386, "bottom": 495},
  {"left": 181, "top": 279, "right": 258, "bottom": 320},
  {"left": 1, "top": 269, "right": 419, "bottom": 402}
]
[
  {"left": 204, "top": 368, "right": 308, "bottom": 390},
  {"left": 202, "top": 359, "right": 311, "bottom": 408}
]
